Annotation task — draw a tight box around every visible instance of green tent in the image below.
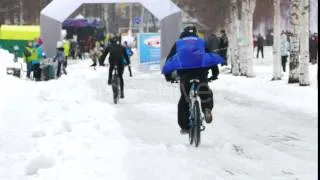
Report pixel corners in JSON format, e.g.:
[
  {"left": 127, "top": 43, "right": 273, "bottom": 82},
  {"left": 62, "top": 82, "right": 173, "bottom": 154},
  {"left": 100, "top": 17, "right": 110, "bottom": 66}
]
[{"left": 0, "top": 25, "right": 41, "bottom": 57}]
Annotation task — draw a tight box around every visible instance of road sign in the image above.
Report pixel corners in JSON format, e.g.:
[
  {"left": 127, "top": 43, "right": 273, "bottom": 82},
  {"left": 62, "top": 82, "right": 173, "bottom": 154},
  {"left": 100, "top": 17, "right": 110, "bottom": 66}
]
[{"left": 134, "top": 17, "right": 141, "bottom": 24}]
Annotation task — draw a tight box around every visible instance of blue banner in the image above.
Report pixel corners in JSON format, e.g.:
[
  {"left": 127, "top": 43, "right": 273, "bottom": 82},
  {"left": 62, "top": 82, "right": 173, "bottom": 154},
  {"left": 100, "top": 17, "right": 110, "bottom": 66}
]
[{"left": 138, "top": 33, "right": 161, "bottom": 64}]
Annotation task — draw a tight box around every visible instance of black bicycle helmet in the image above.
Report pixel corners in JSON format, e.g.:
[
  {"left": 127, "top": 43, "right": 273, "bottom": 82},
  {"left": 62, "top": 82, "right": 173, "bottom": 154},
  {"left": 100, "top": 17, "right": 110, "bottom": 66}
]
[
  {"left": 110, "top": 36, "right": 121, "bottom": 45},
  {"left": 183, "top": 24, "right": 197, "bottom": 34}
]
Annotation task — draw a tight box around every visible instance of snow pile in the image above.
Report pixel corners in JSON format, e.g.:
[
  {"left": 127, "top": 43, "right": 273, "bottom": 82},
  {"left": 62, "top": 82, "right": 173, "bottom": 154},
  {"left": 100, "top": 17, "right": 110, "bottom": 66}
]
[{"left": 25, "top": 155, "right": 55, "bottom": 175}]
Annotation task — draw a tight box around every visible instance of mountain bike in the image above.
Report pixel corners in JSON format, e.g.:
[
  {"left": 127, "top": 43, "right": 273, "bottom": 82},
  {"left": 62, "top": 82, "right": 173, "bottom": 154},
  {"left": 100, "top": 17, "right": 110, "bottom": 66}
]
[
  {"left": 111, "top": 66, "right": 121, "bottom": 104},
  {"left": 188, "top": 77, "right": 216, "bottom": 147}
]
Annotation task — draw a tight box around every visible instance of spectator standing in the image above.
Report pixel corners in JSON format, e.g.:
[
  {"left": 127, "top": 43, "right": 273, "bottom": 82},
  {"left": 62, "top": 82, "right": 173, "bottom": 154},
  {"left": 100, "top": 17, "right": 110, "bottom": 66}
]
[
  {"left": 256, "top": 33, "right": 264, "bottom": 59},
  {"left": 219, "top": 29, "right": 229, "bottom": 66},
  {"left": 309, "top": 33, "right": 318, "bottom": 64},
  {"left": 280, "top": 31, "right": 290, "bottom": 72}
]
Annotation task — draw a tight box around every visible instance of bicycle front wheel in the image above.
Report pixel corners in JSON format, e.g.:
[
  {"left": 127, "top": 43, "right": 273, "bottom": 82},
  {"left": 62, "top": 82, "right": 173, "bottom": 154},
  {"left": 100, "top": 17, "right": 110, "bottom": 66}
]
[{"left": 193, "top": 101, "right": 201, "bottom": 147}]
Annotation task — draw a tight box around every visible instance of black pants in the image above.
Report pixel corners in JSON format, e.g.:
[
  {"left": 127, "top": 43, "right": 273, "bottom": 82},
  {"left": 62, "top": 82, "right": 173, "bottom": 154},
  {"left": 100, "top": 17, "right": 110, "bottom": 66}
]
[
  {"left": 281, "top": 56, "right": 288, "bottom": 72},
  {"left": 57, "top": 61, "right": 67, "bottom": 77},
  {"left": 109, "top": 64, "right": 124, "bottom": 92},
  {"left": 99, "top": 57, "right": 105, "bottom": 66},
  {"left": 32, "top": 63, "right": 41, "bottom": 81},
  {"left": 310, "top": 52, "right": 318, "bottom": 64},
  {"left": 178, "top": 76, "right": 213, "bottom": 130},
  {"left": 125, "top": 65, "right": 133, "bottom": 77},
  {"left": 65, "top": 57, "right": 68, "bottom": 67},
  {"left": 257, "top": 46, "right": 264, "bottom": 58},
  {"left": 219, "top": 51, "right": 228, "bottom": 66}
]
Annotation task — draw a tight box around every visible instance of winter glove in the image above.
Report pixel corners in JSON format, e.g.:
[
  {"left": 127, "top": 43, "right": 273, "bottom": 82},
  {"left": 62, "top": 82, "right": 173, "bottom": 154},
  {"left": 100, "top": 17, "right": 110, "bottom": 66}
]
[
  {"left": 165, "top": 74, "right": 172, "bottom": 82},
  {"left": 165, "top": 71, "right": 179, "bottom": 83}
]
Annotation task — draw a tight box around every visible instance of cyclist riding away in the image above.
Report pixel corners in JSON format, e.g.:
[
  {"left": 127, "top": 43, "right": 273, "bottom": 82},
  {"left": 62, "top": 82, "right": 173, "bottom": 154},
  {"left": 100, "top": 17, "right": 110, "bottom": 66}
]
[
  {"left": 162, "top": 25, "right": 224, "bottom": 134},
  {"left": 100, "top": 36, "right": 130, "bottom": 98}
]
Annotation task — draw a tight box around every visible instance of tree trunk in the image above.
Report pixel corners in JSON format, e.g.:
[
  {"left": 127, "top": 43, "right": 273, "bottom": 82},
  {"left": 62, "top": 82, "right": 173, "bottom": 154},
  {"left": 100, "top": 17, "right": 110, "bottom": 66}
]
[
  {"left": 139, "top": 6, "right": 145, "bottom": 33},
  {"left": 0, "top": 13, "right": 4, "bottom": 24},
  {"left": 108, "top": 4, "right": 117, "bottom": 34},
  {"left": 146, "top": 13, "right": 150, "bottom": 33},
  {"left": 299, "top": 0, "right": 310, "bottom": 86},
  {"left": 288, "top": 0, "right": 301, "bottom": 83},
  {"left": 240, "top": 0, "right": 255, "bottom": 77},
  {"left": 272, "top": 0, "right": 282, "bottom": 80},
  {"left": 19, "top": 0, "right": 24, "bottom": 25},
  {"left": 239, "top": 0, "right": 248, "bottom": 76},
  {"left": 246, "top": 0, "right": 256, "bottom": 77},
  {"left": 231, "top": 0, "right": 241, "bottom": 76},
  {"left": 104, "top": 4, "right": 108, "bottom": 33},
  {"left": 151, "top": 14, "right": 157, "bottom": 32},
  {"left": 128, "top": 4, "right": 133, "bottom": 36}
]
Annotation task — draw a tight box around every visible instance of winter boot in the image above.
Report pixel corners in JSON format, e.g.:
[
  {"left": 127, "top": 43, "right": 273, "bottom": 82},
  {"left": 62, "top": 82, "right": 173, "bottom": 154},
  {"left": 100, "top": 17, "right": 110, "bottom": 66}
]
[
  {"left": 203, "top": 108, "right": 212, "bottom": 124},
  {"left": 180, "top": 129, "right": 189, "bottom": 135}
]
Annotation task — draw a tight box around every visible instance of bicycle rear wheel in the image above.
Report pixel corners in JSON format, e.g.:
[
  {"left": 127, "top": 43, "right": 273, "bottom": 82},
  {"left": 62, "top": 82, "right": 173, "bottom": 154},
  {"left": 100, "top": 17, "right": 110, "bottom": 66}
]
[
  {"left": 112, "top": 76, "right": 120, "bottom": 104},
  {"left": 193, "top": 101, "right": 201, "bottom": 147}
]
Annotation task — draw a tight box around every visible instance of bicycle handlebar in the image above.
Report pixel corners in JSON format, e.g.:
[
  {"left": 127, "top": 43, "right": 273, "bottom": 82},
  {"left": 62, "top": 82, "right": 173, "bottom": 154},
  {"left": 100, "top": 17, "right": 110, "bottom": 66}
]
[{"left": 170, "top": 76, "right": 217, "bottom": 84}]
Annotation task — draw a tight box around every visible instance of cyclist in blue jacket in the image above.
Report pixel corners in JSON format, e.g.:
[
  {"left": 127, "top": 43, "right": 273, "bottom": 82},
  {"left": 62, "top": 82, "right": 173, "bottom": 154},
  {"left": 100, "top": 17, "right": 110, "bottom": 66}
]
[{"left": 162, "top": 25, "right": 223, "bottom": 134}]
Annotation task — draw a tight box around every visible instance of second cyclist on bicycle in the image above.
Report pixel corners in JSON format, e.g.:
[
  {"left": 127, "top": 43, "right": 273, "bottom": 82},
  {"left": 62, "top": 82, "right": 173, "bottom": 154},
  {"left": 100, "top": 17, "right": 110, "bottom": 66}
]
[{"left": 100, "top": 35, "right": 130, "bottom": 98}]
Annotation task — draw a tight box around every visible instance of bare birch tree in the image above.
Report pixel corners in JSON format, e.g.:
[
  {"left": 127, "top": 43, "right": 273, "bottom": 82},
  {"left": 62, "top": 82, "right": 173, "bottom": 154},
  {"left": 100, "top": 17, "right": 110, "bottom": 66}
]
[
  {"left": 247, "top": 0, "right": 256, "bottom": 77},
  {"left": 288, "top": 0, "right": 301, "bottom": 83},
  {"left": 272, "top": 0, "right": 282, "bottom": 80},
  {"left": 231, "top": 0, "right": 241, "bottom": 76},
  {"left": 299, "top": 0, "right": 310, "bottom": 86}
]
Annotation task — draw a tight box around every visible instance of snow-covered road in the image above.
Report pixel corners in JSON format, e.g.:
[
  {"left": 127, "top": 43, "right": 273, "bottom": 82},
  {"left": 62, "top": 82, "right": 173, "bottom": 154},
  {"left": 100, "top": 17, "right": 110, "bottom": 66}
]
[{"left": 0, "top": 49, "right": 318, "bottom": 180}]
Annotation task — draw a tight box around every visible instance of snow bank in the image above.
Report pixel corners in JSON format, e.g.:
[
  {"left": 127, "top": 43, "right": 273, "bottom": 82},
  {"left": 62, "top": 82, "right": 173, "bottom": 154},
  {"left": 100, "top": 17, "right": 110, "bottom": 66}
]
[{"left": 25, "top": 155, "right": 55, "bottom": 175}]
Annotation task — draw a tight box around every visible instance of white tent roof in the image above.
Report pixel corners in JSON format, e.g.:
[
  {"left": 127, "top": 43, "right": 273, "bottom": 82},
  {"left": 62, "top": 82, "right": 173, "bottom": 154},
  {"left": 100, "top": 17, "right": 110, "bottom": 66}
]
[{"left": 41, "top": 0, "right": 181, "bottom": 22}]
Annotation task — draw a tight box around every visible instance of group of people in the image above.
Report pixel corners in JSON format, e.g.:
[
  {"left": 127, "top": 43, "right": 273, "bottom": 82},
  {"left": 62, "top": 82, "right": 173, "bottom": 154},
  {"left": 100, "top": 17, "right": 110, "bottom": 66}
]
[
  {"left": 280, "top": 31, "right": 318, "bottom": 72},
  {"left": 253, "top": 31, "right": 318, "bottom": 73},
  {"left": 206, "top": 30, "right": 229, "bottom": 66},
  {"left": 23, "top": 38, "right": 45, "bottom": 81},
  {"left": 23, "top": 37, "right": 70, "bottom": 81}
]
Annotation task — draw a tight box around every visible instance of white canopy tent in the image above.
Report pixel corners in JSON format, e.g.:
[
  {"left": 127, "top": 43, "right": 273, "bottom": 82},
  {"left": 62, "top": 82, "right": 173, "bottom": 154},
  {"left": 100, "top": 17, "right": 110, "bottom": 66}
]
[{"left": 40, "top": 0, "right": 182, "bottom": 65}]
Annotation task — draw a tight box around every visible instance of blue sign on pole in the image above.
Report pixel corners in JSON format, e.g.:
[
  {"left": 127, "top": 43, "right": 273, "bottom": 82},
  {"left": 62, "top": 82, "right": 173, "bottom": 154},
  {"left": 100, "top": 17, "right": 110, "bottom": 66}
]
[
  {"left": 138, "top": 33, "right": 161, "bottom": 64},
  {"left": 134, "top": 17, "right": 141, "bottom": 24}
]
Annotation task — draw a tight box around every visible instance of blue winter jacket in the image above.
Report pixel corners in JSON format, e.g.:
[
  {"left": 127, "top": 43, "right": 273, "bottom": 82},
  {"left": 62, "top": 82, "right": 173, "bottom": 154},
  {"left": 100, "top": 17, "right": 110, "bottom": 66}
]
[{"left": 162, "top": 37, "right": 224, "bottom": 75}]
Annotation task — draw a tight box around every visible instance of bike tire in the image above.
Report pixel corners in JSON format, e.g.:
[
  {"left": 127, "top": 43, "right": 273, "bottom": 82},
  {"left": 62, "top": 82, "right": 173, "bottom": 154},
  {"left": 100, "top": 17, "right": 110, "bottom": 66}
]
[
  {"left": 189, "top": 104, "right": 195, "bottom": 145},
  {"left": 194, "top": 101, "right": 201, "bottom": 147},
  {"left": 112, "top": 85, "right": 118, "bottom": 104},
  {"left": 112, "top": 76, "right": 119, "bottom": 104}
]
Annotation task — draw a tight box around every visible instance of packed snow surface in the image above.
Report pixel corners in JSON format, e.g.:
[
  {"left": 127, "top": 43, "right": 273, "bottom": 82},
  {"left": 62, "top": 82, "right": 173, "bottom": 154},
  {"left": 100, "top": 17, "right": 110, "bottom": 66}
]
[{"left": 0, "top": 47, "right": 317, "bottom": 180}]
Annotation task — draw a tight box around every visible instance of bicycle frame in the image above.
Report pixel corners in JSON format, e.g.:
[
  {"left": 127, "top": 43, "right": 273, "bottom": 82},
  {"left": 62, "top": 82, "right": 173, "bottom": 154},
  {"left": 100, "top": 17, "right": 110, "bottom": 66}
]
[{"left": 188, "top": 79, "right": 203, "bottom": 128}]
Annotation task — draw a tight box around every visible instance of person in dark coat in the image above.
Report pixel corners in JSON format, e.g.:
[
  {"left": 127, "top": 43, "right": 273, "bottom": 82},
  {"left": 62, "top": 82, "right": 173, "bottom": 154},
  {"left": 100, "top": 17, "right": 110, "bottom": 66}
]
[
  {"left": 256, "top": 33, "right": 264, "bottom": 59},
  {"left": 219, "top": 29, "right": 229, "bottom": 66},
  {"left": 207, "top": 32, "right": 220, "bottom": 52},
  {"left": 99, "top": 36, "right": 130, "bottom": 98},
  {"left": 164, "top": 25, "right": 220, "bottom": 134},
  {"left": 309, "top": 33, "right": 318, "bottom": 64}
]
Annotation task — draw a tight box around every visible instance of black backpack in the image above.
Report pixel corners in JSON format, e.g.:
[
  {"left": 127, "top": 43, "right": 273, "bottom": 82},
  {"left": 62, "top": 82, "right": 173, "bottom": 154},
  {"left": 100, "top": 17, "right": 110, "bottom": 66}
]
[{"left": 109, "top": 44, "right": 124, "bottom": 62}]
